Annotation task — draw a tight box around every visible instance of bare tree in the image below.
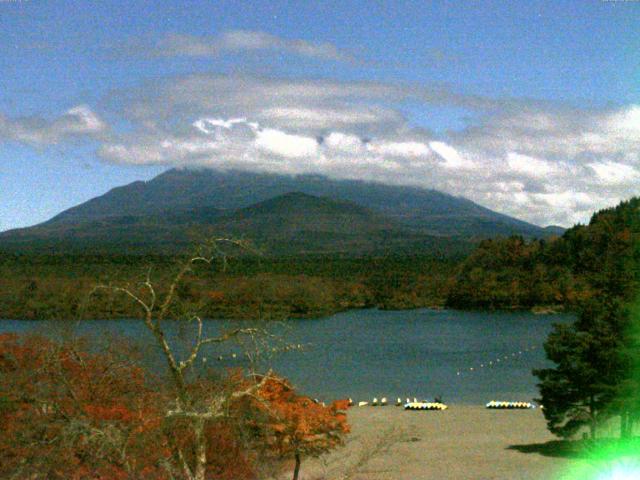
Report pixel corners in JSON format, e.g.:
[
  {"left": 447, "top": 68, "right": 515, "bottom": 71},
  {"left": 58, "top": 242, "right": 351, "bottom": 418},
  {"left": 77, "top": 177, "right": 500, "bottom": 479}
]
[{"left": 93, "top": 238, "right": 282, "bottom": 480}]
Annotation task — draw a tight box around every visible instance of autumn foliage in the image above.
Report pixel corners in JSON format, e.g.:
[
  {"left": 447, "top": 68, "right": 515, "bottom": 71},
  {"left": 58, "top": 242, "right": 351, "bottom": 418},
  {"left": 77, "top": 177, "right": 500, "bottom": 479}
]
[
  {"left": 257, "top": 376, "right": 349, "bottom": 457},
  {"left": 0, "top": 333, "right": 167, "bottom": 479},
  {"left": 0, "top": 333, "right": 349, "bottom": 479},
  {"left": 242, "top": 375, "right": 350, "bottom": 480}
]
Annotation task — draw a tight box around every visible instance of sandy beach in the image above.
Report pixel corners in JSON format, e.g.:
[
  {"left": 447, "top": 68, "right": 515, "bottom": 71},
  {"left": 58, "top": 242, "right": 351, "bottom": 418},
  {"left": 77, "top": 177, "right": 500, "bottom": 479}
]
[{"left": 297, "top": 405, "right": 588, "bottom": 480}]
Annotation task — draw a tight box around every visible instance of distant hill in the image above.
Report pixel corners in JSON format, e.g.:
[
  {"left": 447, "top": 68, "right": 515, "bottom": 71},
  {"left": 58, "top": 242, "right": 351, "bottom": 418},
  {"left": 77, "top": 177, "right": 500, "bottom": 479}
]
[
  {"left": 0, "top": 168, "right": 559, "bottom": 256},
  {"left": 543, "top": 225, "right": 567, "bottom": 236}
]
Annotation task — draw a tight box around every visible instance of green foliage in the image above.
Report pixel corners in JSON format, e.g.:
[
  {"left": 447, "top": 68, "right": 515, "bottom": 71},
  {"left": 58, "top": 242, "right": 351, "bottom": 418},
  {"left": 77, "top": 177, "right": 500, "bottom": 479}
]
[
  {"left": 446, "top": 198, "right": 640, "bottom": 310},
  {"left": 533, "top": 198, "right": 640, "bottom": 439},
  {"left": 446, "top": 236, "right": 582, "bottom": 309},
  {"left": 534, "top": 309, "right": 622, "bottom": 438}
]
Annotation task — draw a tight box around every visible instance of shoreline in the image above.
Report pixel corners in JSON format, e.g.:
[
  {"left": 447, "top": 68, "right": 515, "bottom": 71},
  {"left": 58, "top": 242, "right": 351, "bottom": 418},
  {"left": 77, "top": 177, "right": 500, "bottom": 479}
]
[{"left": 0, "top": 303, "right": 570, "bottom": 322}]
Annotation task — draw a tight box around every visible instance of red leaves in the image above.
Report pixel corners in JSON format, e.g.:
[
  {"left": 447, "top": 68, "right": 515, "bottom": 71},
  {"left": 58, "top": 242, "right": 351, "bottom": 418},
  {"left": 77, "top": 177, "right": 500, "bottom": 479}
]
[
  {"left": 1, "top": 334, "right": 350, "bottom": 479},
  {"left": 84, "top": 404, "right": 136, "bottom": 423},
  {"left": 254, "top": 375, "right": 350, "bottom": 458},
  {"left": 0, "top": 334, "right": 167, "bottom": 480},
  {"left": 331, "top": 398, "right": 351, "bottom": 412}
]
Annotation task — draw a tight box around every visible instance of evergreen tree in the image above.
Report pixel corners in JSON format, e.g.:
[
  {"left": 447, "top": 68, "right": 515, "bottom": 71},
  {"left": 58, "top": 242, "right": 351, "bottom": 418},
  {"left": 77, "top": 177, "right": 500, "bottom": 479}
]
[
  {"left": 534, "top": 198, "right": 639, "bottom": 439},
  {"left": 534, "top": 299, "right": 625, "bottom": 439}
]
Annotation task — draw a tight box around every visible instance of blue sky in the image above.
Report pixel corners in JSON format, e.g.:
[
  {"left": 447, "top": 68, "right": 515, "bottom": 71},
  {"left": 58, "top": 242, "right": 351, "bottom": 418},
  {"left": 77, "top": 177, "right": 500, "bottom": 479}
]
[{"left": 1, "top": 0, "right": 639, "bottom": 231}]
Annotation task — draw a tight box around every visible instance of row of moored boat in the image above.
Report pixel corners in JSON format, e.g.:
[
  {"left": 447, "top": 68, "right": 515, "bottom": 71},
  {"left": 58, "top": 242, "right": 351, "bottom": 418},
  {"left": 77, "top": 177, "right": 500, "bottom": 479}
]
[
  {"left": 344, "top": 397, "right": 537, "bottom": 410},
  {"left": 485, "top": 401, "right": 536, "bottom": 409}
]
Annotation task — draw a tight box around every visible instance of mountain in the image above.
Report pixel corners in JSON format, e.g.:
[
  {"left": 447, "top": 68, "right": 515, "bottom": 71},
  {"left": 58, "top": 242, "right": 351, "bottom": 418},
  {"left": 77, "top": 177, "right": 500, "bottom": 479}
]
[
  {"left": 0, "top": 168, "right": 558, "bottom": 255},
  {"left": 543, "top": 225, "right": 566, "bottom": 236}
]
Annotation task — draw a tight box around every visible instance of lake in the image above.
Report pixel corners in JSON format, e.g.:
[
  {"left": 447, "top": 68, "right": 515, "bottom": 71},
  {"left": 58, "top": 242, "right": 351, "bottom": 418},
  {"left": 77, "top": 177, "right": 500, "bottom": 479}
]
[{"left": 0, "top": 309, "right": 572, "bottom": 404}]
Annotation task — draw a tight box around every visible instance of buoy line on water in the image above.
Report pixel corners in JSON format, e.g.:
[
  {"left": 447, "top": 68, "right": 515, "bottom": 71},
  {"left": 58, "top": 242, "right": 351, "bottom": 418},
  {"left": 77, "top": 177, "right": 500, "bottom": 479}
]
[
  {"left": 455, "top": 344, "right": 539, "bottom": 377},
  {"left": 207, "top": 343, "right": 308, "bottom": 363}
]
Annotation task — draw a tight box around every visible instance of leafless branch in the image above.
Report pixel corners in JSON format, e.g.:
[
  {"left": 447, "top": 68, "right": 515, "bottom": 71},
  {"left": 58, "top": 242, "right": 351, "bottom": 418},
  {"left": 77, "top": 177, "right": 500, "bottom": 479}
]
[{"left": 87, "top": 238, "right": 281, "bottom": 480}]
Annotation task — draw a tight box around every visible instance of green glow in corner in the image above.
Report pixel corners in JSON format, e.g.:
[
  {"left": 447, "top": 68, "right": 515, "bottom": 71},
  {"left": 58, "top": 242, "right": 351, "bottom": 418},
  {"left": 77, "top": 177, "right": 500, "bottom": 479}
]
[
  {"left": 594, "top": 460, "right": 640, "bottom": 480},
  {"left": 556, "top": 298, "right": 640, "bottom": 480},
  {"left": 557, "top": 439, "right": 640, "bottom": 480}
]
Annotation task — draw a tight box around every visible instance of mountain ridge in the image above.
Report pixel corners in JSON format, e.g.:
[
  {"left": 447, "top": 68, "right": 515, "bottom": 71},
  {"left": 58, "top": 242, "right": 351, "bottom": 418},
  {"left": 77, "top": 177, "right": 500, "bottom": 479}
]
[{"left": 0, "top": 168, "right": 562, "bottom": 256}]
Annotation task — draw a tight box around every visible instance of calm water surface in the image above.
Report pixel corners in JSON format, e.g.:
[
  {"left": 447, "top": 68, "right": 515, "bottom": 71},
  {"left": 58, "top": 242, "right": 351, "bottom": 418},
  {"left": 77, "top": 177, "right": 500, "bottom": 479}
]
[{"left": 0, "top": 309, "right": 572, "bottom": 404}]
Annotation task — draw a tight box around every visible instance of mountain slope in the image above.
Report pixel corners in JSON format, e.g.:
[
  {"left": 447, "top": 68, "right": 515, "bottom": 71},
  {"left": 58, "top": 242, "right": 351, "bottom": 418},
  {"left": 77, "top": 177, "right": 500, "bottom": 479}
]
[
  {"left": 1, "top": 191, "right": 456, "bottom": 255},
  {"left": 0, "top": 168, "right": 558, "bottom": 255},
  {"left": 45, "top": 168, "right": 550, "bottom": 236}
]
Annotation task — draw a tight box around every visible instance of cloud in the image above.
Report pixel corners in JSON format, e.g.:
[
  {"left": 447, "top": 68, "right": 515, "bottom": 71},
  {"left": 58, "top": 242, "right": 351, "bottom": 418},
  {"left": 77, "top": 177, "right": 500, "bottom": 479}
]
[
  {"left": 192, "top": 117, "right": 257, "bottom": 133},
  {"left": 96, "top": 75, "right": 640, "bottom": 226},
  {"left": 588, "top": 160, "right": 640, "bottom": 185},
  {"left": 506, "top": 152, "right": 556, "bottom": 178},
  {"left": 153, "top": 31, "right": 354, "bottom": 62},
  {"left": 0, "top": 105, "right": 106, "bottom": 145},
  {"left": 452, "top": 105, "right": 640, "bottom": 160},
  {"left": 429, "top": 141, "right": 475, "bottom": 169},
  {"left": 255, "top": 128, "right": 319, "bottom": 158},
  {"left": 260, "top": 106, "right": 399, "bottom": 130},
  {"left": 3, "top": 71, "right": 639, "bottom": 228},
  {"left": 324, "top": 132, "right": 364, "bottom": 154},
  {"left": 367, "top": 140, "right": 430, "bottom": 158}
]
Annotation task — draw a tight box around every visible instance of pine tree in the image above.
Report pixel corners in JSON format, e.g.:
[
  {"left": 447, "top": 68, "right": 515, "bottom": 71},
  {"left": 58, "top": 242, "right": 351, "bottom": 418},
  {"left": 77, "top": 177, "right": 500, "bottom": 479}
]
[{"left": 534, "top": 198, "right": 640, "bottom": 440}]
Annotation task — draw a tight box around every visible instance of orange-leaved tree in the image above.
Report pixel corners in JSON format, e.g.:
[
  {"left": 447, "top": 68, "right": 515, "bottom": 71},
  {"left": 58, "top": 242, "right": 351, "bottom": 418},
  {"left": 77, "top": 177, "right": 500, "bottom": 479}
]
[
  {"left": 253, "top": 375, "right": 350, "bottom": 480},
  {"left": 0, "top": 333, "right": 168, "bottom": 479},
  {"left": 0, "top": 333, "right": 264, "bottom": 480}
]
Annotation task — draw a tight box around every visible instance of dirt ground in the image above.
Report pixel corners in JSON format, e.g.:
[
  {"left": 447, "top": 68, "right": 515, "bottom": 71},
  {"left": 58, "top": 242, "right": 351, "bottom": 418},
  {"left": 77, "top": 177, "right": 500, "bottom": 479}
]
[{"left": 294, "top": 405, "right": 589, "bottom": 480}]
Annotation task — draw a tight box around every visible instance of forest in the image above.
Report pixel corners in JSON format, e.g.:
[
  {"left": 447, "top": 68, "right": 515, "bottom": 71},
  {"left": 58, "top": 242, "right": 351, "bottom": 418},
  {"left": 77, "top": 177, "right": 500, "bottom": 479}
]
[
  {"left": 0, "top": 197, "right": 637, "bottom": 321},
  {"left": 445, "top": 197, "right": 640, "bottom": 311},
  {"left": 533, "top": 197, "right": 640, "bottom": 440},
  {"left": 0, "top": 252, "right": 456, "bottom": 321}
]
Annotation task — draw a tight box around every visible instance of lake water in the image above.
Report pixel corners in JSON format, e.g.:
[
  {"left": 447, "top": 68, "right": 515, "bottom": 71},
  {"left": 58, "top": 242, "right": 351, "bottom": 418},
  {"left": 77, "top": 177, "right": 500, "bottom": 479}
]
[{"left": 0, "top": 309, "right": 572, "bottom": 404}]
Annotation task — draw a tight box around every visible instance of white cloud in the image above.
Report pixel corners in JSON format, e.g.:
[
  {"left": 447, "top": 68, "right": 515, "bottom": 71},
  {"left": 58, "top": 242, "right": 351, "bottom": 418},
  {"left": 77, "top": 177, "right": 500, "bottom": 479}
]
[
  {"left": 605, "top": 105, "right": 640, "bottom": 133},
  {"left": 254, "top": 128, "right": 319, "bottom": 158},
  {"left": 455, "top": 104, "right": 640, "bottom": 159},
  {"left": 367, "top": 140, "right": 430, "bottom": 157},
  {"left": 4, "top": 70, "right": 639, "bottom": 228},
  {"left": 64, "top": 105, "right": 105, "bottom": 133},
  {"left": 99, "top": 80, "right": 640, "bottom": 226},
  {"left": 0, "top": 105, "right": 106, "bottom": 145},
  {"left": 429, "top": 141, "right": 474, "bottom": 169},
  {"left": 494, "top": 181, "right": 525, "bottom": 193},
  {"left": 192, "top": 117, "right": 257, "bottom": 133},
  {"left": 506, "top": 152, "right": 555, "bottom": 178},
  {"left": 589, "top": 160, "right": 640, "bottom": 185},
  {"left": 154, "top": 31, "right": 354, "bottom": 62},
  {"left": 324, "top": 132, "right": 364, "bottom": 153},
  {"left": 260, "top": 106, "right": 395, "bottom": 130}
]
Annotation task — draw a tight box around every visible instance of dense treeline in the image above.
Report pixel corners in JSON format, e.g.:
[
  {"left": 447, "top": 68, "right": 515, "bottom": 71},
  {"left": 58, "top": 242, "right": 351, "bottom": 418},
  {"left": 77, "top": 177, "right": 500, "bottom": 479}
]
[
  {"left": 3, "top": 197, "right": 636, "bottom": 320},
  {"left": 0, "top": 253, "right": 455, "bottom": 320},
  {"left": 444, "top": 237, "right": 590, "bottom": 309},
  {"left": 446, "top": 198, "right": 640, "bottom": 310},
  {"left": 534, "top": 197, "right": 640, "bottom": 439}
]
